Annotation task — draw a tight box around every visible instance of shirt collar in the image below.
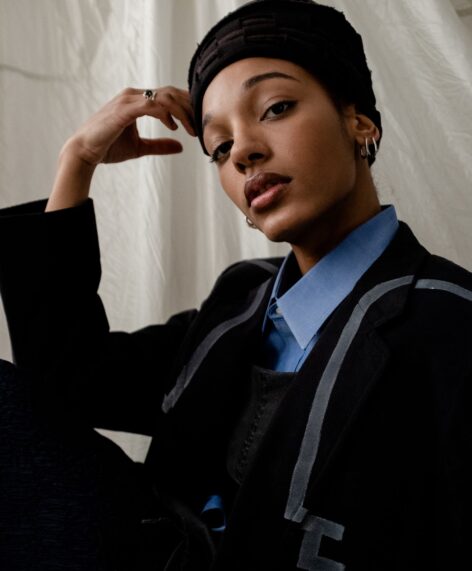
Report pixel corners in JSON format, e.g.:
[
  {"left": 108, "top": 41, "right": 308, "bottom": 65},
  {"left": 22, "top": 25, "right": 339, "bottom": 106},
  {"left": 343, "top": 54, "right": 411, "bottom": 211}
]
[{"left": 268, "top": 206, "right": 399, "bottom": 349}]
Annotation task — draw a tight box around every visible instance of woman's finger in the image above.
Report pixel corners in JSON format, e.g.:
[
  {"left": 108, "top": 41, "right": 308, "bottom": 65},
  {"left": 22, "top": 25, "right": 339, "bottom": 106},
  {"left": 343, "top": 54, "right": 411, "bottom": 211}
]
[
  {"left": 156, "top": 91, "right": 196, "bottom": 136},
  {"left": 154, "top": 107, "right": 179, "bottom": 131},
  {"left": 137, "top": 137, "right": 183, "bottom": 156},
  {"left": 124, "top": 87, "right": 196, "bottom": 136}
]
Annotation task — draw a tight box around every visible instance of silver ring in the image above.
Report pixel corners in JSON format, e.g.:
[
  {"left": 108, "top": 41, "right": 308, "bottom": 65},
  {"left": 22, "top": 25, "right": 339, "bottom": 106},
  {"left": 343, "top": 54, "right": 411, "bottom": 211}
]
[{"left": 143, "top": 89, "right": 157, "bottom": 101}]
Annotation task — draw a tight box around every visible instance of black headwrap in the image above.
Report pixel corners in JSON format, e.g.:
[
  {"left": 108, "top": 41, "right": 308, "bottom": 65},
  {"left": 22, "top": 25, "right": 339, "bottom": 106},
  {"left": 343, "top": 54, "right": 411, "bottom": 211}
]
[{"left": 188, "top": 0, "right": 382, "bottom": 164}]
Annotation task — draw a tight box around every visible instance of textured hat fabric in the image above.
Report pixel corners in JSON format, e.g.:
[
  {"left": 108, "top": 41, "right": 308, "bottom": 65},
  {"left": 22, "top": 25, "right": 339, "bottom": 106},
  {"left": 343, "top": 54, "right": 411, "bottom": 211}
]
[{"left": 188, "top": 0, "right": 382, "bottom": 162}]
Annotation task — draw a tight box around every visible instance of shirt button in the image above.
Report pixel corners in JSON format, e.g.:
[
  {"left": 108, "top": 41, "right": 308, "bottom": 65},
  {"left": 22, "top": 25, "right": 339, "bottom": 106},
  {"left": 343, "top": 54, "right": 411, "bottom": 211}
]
[{"left": 275, "top": 306, "right": 283, "bottom": 315}]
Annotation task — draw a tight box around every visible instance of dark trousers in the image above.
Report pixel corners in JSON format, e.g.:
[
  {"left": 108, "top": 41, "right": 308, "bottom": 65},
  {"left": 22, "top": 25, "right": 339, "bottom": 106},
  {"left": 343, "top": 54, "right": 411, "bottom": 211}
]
[{"left": 0, "top": 359, "right": 153, "bottom": 571}]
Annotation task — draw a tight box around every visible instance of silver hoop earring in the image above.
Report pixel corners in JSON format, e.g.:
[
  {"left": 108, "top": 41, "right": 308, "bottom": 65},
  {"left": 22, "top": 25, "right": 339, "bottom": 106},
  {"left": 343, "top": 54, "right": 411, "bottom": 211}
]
[
  {"left": 246, "top": 216, "right": 257, "bottom": 229},
  {"left": 360, "top": 137, "right": 378, "bottom": 160},
  {"left": 370, "top": 137, "right": 378, "bottom": 159}
]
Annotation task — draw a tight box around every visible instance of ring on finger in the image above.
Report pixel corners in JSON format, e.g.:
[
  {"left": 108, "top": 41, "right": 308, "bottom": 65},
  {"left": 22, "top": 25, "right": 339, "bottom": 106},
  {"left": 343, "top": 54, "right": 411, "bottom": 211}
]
[{"left": 143, "top": 89, "right": 157, "bottom": 101}]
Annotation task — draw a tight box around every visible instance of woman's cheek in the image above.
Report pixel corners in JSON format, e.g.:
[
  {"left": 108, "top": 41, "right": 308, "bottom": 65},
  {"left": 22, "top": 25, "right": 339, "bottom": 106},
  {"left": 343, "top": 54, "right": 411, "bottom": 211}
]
[{"left": 220, "top": 170, "right": 243, "bottom": 209}]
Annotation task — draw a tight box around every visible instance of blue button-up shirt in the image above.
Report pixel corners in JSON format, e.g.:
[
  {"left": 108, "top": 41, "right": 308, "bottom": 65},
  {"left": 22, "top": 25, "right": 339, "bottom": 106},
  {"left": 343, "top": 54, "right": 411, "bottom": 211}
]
[{"left": 261, "top": 206, "right": 399, "bottom": 372}]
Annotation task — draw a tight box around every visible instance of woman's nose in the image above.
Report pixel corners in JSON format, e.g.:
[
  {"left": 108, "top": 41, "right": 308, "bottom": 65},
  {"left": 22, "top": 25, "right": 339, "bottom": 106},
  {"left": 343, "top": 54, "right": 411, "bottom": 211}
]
[{"left": 231, "top": 132, "right": 270, "bottom": 174}]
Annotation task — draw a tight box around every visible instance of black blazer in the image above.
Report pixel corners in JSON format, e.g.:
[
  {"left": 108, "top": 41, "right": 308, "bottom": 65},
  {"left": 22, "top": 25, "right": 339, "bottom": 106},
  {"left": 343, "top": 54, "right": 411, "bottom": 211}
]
[{"left": 1, "top": 199, "right": 472, "bottom": 570}]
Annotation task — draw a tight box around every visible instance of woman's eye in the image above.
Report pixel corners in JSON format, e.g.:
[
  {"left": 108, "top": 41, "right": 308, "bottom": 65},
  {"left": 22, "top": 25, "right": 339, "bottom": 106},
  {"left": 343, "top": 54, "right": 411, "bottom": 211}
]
[
  {"left": 263, "top": 100, "right": 295, "bottom": 120},
  {"left": 210, "top": 140, "right": 233, "bottom": 163}
]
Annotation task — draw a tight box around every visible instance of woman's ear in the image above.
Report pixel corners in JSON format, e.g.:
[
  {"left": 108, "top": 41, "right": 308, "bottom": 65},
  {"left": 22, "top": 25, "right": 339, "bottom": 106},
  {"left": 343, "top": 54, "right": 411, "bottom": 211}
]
[{"left": 350, "top": 112, "right": 380, "bottom": 145}]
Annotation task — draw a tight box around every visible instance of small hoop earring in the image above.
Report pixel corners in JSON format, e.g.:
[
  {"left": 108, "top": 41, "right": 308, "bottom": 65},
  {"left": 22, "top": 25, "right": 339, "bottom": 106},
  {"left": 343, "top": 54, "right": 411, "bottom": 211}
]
[
  {"left": 246, "top": 216, "right": 258, "bottom": 229},
  {"left": 360, "top": 137, "right": 378, "bottom": 160},
  {"left": 370, "top": 137, "right": 378, "bottom": 159}
]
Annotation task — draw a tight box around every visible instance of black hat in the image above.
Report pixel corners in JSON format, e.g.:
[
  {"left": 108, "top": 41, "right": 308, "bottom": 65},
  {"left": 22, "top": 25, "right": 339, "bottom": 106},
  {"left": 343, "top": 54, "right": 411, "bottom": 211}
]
[{"left": 188, "top": 0, "right": 382, "bottom": 164}]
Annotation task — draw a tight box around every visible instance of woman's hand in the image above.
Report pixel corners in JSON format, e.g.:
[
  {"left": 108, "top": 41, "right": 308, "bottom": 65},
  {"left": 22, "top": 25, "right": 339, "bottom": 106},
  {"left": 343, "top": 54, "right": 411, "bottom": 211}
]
[
  {"left": 46, "top": 87, "right": 196, "bottom": 211},
  {"left": 69, "top": 87, "right": 196, "bottom": 165}
]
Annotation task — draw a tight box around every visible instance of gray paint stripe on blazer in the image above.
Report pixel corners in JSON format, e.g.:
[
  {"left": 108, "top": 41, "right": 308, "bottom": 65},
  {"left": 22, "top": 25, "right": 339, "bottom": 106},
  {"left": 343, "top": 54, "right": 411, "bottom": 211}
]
[
  {"left": 162, "top": 276, "right": 275, "bottom": 413},
  {"left": 415, "top": 279, "right": 472, "bottom": 302},
  {"left": 285, "top": 275, "right": 415, "bottom": 523},
  {"left": 285, "top": 276, "right": 472, "bottom": 524}
]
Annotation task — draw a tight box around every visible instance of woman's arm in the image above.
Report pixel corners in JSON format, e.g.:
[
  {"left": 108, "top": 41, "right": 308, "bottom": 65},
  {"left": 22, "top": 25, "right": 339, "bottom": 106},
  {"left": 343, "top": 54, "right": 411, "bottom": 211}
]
[{"left": 0, "top": 87, "right": 197, "bottom": 434}]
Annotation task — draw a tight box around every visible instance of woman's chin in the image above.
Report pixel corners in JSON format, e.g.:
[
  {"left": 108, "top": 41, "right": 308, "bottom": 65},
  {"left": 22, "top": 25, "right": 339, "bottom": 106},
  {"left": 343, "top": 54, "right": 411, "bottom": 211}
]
[{"left": 258, "top": 219, "right": 295, "bottom": 243}]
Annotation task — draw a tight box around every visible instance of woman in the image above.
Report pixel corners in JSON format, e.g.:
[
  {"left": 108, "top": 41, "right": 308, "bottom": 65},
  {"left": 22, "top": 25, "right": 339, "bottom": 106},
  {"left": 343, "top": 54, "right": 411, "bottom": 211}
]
[{"left": 1, "top": 1, "right": 471, "bottom": 570}]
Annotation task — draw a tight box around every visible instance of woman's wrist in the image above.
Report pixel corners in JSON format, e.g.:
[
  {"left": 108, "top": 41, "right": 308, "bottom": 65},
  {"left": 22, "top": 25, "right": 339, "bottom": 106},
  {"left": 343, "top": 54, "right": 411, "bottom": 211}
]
[{"left": 46, "top": 139, "right": 97, "bottom": 212}]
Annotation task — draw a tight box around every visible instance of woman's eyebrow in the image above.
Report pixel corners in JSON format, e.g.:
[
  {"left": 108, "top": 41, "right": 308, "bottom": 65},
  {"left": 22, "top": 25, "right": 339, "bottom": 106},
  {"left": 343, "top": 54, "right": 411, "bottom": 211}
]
[
  {"left": 203, "top": 71, "right": 299, "bottom": 131},
  {"left": 242, "top": 71, "right": 300, "bottom": 90}
]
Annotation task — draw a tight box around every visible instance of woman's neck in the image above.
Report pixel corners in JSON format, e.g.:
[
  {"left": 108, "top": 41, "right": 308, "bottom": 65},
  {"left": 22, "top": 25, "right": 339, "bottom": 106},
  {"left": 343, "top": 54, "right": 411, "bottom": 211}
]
[{"left": 290, "top": 183, "right": 381, "bottom": 275}]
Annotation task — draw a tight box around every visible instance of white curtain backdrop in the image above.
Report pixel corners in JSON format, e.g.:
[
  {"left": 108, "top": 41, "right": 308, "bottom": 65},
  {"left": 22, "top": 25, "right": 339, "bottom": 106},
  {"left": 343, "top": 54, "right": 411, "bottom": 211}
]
[{"left": 1, "top": 0, "right": 471, "bottom": 461}]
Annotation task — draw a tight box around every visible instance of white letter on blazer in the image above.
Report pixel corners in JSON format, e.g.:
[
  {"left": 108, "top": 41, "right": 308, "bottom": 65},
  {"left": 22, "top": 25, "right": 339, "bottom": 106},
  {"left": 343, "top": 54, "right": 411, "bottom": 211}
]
[{"left": 298, "top": 515, "right": 345, "bottom": 571}]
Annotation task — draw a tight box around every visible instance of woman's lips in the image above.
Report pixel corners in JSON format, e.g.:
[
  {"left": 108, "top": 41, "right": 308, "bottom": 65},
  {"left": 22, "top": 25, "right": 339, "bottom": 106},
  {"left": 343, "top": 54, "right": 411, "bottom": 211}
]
[{"left": 244, "top": 172, "right": 292, "bottom": 209}]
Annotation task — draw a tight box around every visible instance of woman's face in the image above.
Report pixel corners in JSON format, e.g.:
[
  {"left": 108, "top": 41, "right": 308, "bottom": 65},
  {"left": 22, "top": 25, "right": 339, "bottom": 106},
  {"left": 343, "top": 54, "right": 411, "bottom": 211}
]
[{"left": 202, "top": 57, "right": 378, "bottom": 252}]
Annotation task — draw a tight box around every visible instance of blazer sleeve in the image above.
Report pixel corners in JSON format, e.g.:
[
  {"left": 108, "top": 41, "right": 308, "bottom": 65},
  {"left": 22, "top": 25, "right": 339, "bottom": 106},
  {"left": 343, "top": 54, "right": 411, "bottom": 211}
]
[{"left": 0, "top": 199, "right": 197, "bottom": 435}]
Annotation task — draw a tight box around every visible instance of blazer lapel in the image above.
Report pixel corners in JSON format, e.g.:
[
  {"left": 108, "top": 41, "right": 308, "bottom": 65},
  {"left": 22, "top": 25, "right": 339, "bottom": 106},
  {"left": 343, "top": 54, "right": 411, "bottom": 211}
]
[
  {"left": 152, "top": 259, "right": 279, "bottom": 499},
  {"left": 162, "top": 272, "right": 275, "bottom": 413},
  {"left": 284, "top": 222, "right": 430, "bottom": 523}
]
